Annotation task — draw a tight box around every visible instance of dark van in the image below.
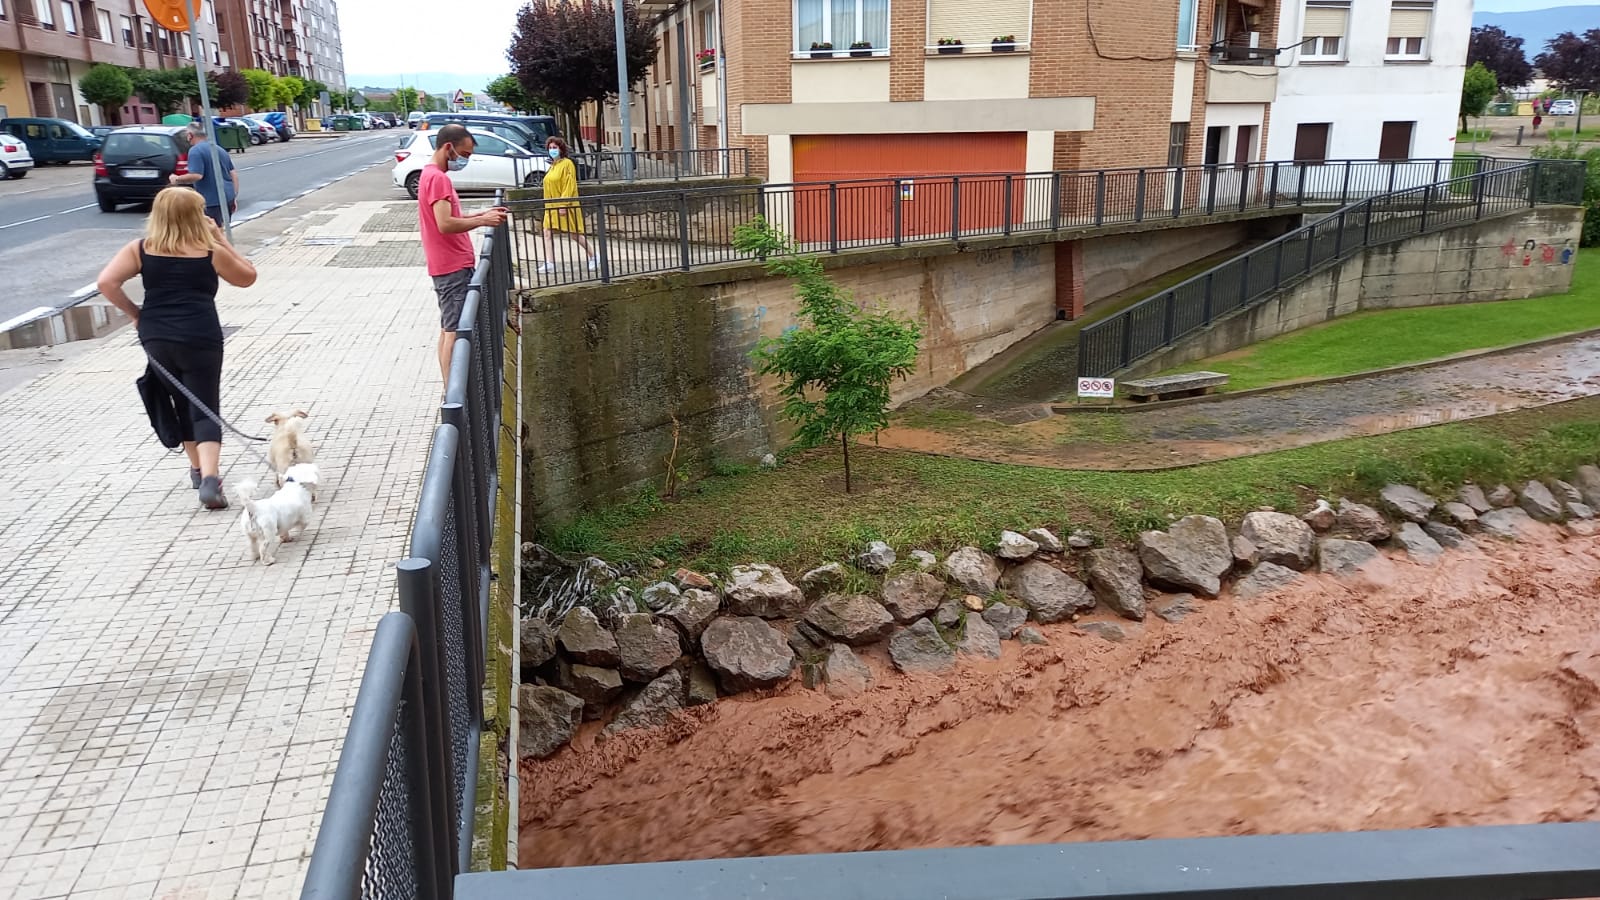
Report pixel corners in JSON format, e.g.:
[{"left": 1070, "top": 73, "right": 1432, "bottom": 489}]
[
  {"left": 94, "top": 126, "right": 193, "bottom": 212},
  {"left": 0, "top": 117, "right": 103, "bottom": 163}
]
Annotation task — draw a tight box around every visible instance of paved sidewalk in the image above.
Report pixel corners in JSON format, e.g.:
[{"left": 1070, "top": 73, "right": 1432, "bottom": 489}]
[{"left": 0, "top": 200, "right": 447, "bottom": 898}]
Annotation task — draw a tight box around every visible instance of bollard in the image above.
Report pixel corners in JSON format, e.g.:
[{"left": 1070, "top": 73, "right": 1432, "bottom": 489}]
[{"left": 1516, "top": 125, "right": 1524, "bottom": 146}]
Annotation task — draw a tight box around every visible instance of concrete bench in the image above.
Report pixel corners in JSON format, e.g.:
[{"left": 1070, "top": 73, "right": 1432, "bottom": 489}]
[{"left": 1122, "top": 371, "right": 1230, "bottom": 401}]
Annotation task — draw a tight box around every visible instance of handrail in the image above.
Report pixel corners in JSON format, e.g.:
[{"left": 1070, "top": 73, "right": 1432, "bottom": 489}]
[{"left": 1076, "top": 157, "right": 1588, "bottom": 378}]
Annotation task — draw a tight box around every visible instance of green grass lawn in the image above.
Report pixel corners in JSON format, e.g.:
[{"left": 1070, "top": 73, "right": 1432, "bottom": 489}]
[
  {"left": 542, "top": 396, "right": 1600, "bottom": 576},
  {"left": 1160, "top": 248, "right": 1599, "bottom": 392},
  {"left": 1547, "top": 127, "right": 1600, "bottom": 141}
]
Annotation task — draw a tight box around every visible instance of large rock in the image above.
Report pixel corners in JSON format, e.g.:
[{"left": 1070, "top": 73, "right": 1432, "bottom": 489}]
[
  {"left": 1018, "top": 627, "right": 1048, "bottom": 646},
  {"left": 943, "top": 546, "right": 1001, "bottom": 596},
  {"left": 857, "top": 541, "right": 896, "bottom": 574},
  {"left": 1395, "top": 522, "right": 1443, "bottom": 566},
  {"left": 561, "top": 663, "right": 624, "bottom": 718},
  {"left": 981, "top": 602, "right": 1028, "bottom": 638},
  {"left": 1078, "top": 622, "right": 1126, "bottom": 643},
  {"left": 823, "top": 643, "right": 873, "bottom": 699},
  {"left": 1302, "top": 499, "right": 1336, "bottom": 532},
  {"left": 1087, "top": 548, "right": 1146, "bottom": 621},
  {"left": 881, "top": 572, "right": 946, "bottom": 623},
  {"left": 1335, "top": 499, "right": 1391, "bottom": 543},
  {"left": 805, "top": 593, "right": 895, "bottom": 646},
  {"left": 934, "top": 599, "right": 964, "bottom": 629},
  {"left": 701, "top": 616, "right": 796, "bottom": 692},
  {"left": 1575, "top": 465, "right": 1600, "bottom": 507},
  {"left": 1002, "top": 560, "right": 1095, "bottom": 623},
  {"left": 1457, "top": 484, "right": 1493, "bottom": 514},
  {"left": 1136, "top": 515, "right": 1231, "bottom": 597},
  {"left": 1487, "top": 484, "right": 1517, "bottom": 508},
  {"left": 518, "top": 685, "right": 583, "bottom": 759},
  {"left": 801, "top": 563, "right": 848, "bottom": 596},
  {"left": 640, "top": 581, "right": 681, "bottom": 612},
  {"left": 888, "top": 619, "right": 956, "bottom": 673},
  {"left": 614, "top": 614, "right": 683, "bottom": 682},
  {"left": 1318, "top": 538, "right": 1381, "bottom": 577},
  {"left": 1231, "top": 535, "right": 1260, "bottom": 569},
  {"left": 957, "top": 613, "right": 1002, "bottom": 659},
  {"left": 1551, "top": 480, "right": 1585, "bottom": 505},
  {"left": 725, "top": 564, "right": 807, "bottom": 618},
  {"left": 603, "top": 670, "right": 685, "bottom": 736},
  {"left": 557, "top": 607, "right": 620, "bottom": 667},
  {"left": 1480, "top": 507, "right": 1536, "bottom": 540},
  {"left": 997, "top": 530, "right": 1040, "bottom": 561},
  {"left": 686, "top": 662, "right": 719, "bottom": 706},
  {"left": 1240, "top": 511, "right": 1317, "bottom": 570},
  {"left": 660, "top": 589, "right": 721, "bottom": 644},
  {"left": 520, "top": 617, "right": 557, "bottom": 673},
  {"left": 1439, "top": 502, "right": 1479, "bottom": 529},
  {"left": 1569, "top": 502, "right": 1596, "bottom": 520},
  {"left": 1154, "top": 594, "right": 1201, "bottom": 623},
  {"left": 1518, "top": 481, "right": 1564, "bottom": 522},
  {"left": 673, "top": 568, "right": 714, "bottom": 590},
  {"left": 1027, "top": 528, "right": 1064, "bottom": 554},
  {"left": 1068, "top": 529, "right": 1097, "bottom": 550},
  {"left": 1423, "top": 521, "right": 1468, "bottom": 549},
  {"left": 1233, "top": 562, "right": 1301, "bottom": 601},
  {"left": 909, "top": 549, "right": 938, "bottom": 571},
  {"left": 1380, "top": 484, "right": 1436, "bottom": 523}
]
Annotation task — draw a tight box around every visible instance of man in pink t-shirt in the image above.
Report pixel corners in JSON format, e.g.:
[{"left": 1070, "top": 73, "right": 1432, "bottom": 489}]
[{"left": 418, "top": 124, "right": 507, "bottom": 384}]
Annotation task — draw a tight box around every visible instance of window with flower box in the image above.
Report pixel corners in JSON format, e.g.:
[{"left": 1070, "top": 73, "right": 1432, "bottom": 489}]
[
  {"left": 794, "top": 0, "right": 889, "bottom": 57},
  {"left": 926, "top": 0, "right": 1030, "bottom": 52}
]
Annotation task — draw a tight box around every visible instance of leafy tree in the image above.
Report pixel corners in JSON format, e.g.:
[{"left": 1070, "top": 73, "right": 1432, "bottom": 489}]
[
  {"left": 275, "top": 75, "right": 304, "bottom": 111},
  {"left": 1467, "top": 25, "right": 1533, "bottom": 90},
  {"left": 214, "top": 70, "right": 249, "bottom": 109},
  {"left": 1536, "top": 29, "right": 1600, "bottom": 94},
  {"left": 79, "top": 64, "right": 134, "bottom": 122},
  {"left": 1460, "top": 62, "right": 1498, "bottom": 131},
  {"left": 125, "top": 67, "right": 191, "bottom": 115},
  {"left": 731, "top": 217, "right": 922, "bottom": 493},
  {"left": 298, "top": 78, "right": 327, "bottom": 110},
  {"left": 1532, "top": 142, "right": 1600, "bottom": 247},
  {"left": 485, "top": 73, "right": 533, "bottom": 112},
  {"left": 240, "top": 68, "right": 279, "bottom": 110},
  {"left": 507, "top": 0, "right": 655, "bottom": 150}
]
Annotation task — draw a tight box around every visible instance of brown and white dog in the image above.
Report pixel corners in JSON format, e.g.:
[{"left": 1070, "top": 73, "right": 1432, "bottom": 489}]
[{"left": 266, "top": 410, "right": 316, "bottom": 487}]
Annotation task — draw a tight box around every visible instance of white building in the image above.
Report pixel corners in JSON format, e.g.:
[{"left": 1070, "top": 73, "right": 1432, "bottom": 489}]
[
  {"left": 1267, "top": 0, "right": 1471, "bottom": 163},
  {"left": 304, "top": 0, "right": 347, "bottom": 93}
]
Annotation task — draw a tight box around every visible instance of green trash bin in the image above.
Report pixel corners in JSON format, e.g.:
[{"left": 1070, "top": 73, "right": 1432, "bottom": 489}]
[
  {"left": 331, "top": 116, "right": 352, "bottom": 132},
  {"left": 1490, "top": 102, "right": 1514, "bottom": 116},
  {"left": 215, "top": 123, "right": 249, "bottom": 153}
]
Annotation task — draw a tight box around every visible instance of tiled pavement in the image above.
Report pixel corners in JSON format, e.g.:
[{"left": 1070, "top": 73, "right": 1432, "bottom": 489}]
[{"left": 0, "top": 201, "right": 451, "bottom": 899}]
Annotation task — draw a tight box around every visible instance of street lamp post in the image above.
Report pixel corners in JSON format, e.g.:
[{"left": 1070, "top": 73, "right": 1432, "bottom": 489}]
[{"left": 613, "top": 0, "right": 636, "bottom": 181}]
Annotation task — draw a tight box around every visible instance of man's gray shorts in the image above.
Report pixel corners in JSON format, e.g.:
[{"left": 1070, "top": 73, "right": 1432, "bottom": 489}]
[{"left": 432, "top": 267, "right": 473, "bottom": 331}]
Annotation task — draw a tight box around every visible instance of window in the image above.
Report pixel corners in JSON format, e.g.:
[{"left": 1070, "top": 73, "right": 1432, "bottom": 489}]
[
  {"left": 700, "top": 8, "right": 716, "bottom": 53},
  {"left": 1177, "top": 0, "right": 1199, "bottom": 50},
  {"left": 1293, "top": 122, "right": 1331, "bottom": 163},
  {"left": 928, "top": 0, "right": 1029, "bottom": 50},
  {"left": 121, "top": 14, "right": 133, "bottom": 45},
  {"left": 1300, "top": 2, "right": 1348, "bottom": 60},
  {"left": 142, "top": 21, "right": 154, "bottom": 47},
  {"left": 38, "top": 0, "right": 54, "bottom": 28},
  {"left": 1168, "top": 122, "right": 1189, "bottom": 167},
  {"left": 59, "top": 0, "right": 75, "bottom": 32},
  {"left": 203, "top": 0, "right": 214, "bottom": 22},
  {"left": 98, "top": 9, "right": 111, "bottom": 41},
  {"left": 1386, "top": 1, "right": 1430, "bottom": 58},
  {"left": 1378, "top": 121, "right": 1414, "bottom": 160},
  {"left": 795, "top": 0, "right": 888, "bottom": 54},
  {"left": 220, "top": 49, "right": 230, "bottom": 66}
]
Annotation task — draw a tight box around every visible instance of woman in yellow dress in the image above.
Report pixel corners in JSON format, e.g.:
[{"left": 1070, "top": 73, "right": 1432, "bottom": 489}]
[{"left": 539, "top": 136, "right": 597, "bottom": 272}]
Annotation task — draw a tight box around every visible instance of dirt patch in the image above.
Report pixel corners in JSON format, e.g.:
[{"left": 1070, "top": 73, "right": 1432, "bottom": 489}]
[{"left": 519, "top": 527, "right": 1600, "bottom": 866}]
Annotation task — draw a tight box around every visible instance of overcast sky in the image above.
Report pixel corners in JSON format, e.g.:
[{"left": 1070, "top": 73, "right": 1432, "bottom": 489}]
[{"left": 340, "top": 0, "right": 526, "bottom": 83}]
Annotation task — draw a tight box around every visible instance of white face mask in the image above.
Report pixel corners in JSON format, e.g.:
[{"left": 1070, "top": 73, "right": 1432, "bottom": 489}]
[{"left": 447, "top": 148, "right": 470, "bottom": 171}]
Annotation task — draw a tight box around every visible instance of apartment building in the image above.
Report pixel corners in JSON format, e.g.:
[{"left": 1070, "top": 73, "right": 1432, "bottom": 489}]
[
  {"left": 0, "top": 0, "right": 225, "bottom": 123},
  {"left": 214, "top": 0, "right": 344, "bottom": 90},
  {"left": 609, "top": 0, "right": 1467, "bottom": 186}
]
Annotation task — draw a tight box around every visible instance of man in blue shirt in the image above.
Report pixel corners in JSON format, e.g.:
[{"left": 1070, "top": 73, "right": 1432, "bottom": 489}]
[{"left": 169, "top": 121, "right": 238, "bottom": 227}]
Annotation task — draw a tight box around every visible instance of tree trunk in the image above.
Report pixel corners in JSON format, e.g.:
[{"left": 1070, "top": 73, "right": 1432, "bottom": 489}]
[{"left": 841, "top": 432, "right": 852, "bottom": 494}]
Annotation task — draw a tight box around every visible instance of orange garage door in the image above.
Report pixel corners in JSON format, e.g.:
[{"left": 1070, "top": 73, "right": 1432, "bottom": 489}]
[{"left": 791, "top": 133, "right": 1028, "bottom": 244}]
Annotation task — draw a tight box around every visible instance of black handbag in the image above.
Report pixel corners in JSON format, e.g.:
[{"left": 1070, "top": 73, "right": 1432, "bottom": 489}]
[{"left": 136, "top": 365, "right": 183, "bottom": 449}]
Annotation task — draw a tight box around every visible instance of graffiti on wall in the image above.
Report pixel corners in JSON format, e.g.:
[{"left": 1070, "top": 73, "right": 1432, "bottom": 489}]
[{"left": 1501, "top": 238, "right": 1575, "bottom": 267}]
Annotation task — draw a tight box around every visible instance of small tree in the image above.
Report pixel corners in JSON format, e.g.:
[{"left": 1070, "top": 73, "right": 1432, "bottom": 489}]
[
  {"left": 1467, "top": 25, "right": 1533, "bottom": 90},
  {"left": 214, "top": 70, "right": 249, "bottom": 109},
  {"left": 79, "top": 64, "right": 134, "bottom": 123},
  {"left": 125, "top": 67, "right": 190, "bottom": 115},
  {"left": 1532, "top": 142, "right": 1600, "bottom": 246},
  {"left": 1536, "top": 29, "right": 1600, "bottom": 94},
  {"left": 274, "top": 75, "right": 303, "bottom": 111},
  {"left": 393, "top": 86, "right": 419, "bottom": 115},
  {"left": 1460, "top": 62, "right": 1498, "bottom": 132},
  {"left": 240, "top": 68, "right": 279, "bottom": 111},
  {"left": 507, "top": 0, "right": 656, "bottom": 150},
  {"left": 731, "top": 218, "right": 922, "bottom": 493},
  {"left": 485, "top": 73, "right": 533, "bottom": 112}
]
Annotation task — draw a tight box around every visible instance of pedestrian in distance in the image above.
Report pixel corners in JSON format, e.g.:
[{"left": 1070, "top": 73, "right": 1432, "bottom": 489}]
[
  {"left": 417, "top": 123, "right": 508, "bottom": 385},
  {"left": 96, "top": 188, "right": 259, "bottom": 509},
  {"left": 538, "top": 136, "right": 598, "bottom": 273},
  {"left": 169, "top": 121, "right": 238, "bottom": 229}
]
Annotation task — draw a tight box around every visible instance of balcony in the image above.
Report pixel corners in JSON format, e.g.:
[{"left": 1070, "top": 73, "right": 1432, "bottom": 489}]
[{"left": 1207, "top": 59, "right": 1277, "bottom": 103}]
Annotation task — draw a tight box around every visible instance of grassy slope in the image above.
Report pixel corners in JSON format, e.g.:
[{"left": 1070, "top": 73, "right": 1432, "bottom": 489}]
[
  {"left": 544, "top": 397, "right": 1600, "bottom": 576},
  {"left": 1161, "top": 248, "right": 1599, "bottom": 392}
]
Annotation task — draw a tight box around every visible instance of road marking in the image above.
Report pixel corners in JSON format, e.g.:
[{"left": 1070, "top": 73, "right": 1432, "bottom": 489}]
[{"left": 0, "top": 202, "right": 98, "bottom": 230}]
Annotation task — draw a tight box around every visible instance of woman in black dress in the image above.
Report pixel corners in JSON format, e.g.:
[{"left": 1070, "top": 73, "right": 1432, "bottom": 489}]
[{"left": 97, "top": 187, "right": 258, "bottom": 509}]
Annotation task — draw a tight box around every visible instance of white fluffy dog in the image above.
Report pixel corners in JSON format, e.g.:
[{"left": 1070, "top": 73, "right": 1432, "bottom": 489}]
[
  {"left": 266, "top": 410, "right": 316, "bottom": 487},
  {"left": 233, "top": 477, "right": 313, "bottom": 565},
  {"left": 284, "top": 462, "right": 321, "bottom": 503}
]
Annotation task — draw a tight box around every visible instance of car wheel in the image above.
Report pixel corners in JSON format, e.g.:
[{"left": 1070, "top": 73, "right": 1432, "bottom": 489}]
[
  {"left": 250, "top": 133, "right": 262, "bottom": 145},
  {"left": 10, "top": 168, "right": 27, "bottom": 179},
  {"left": 523, "top": 171, "right": 541, "bottom": 187},
  {"left": 405, "top": 171, "right": 421, "bottom": 200},
  {"left": 97, "top": 193, "right": 117, "bottom": 212}
]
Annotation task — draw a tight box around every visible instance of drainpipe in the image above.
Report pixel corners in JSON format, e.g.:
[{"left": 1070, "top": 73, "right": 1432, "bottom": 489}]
[{"left": 714, "top": 0, "right": 728, "bottom": 175}]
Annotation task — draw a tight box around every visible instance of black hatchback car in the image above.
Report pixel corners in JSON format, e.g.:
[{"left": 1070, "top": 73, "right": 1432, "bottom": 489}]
[{"left": 94, "top": 126, "right": 192, "bottom": 212}]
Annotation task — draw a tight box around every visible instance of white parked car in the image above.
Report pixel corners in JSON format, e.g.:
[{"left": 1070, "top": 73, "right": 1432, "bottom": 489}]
[
  {"left": 1547, "top": 98, "right": 1578, "bottom": 116},
  {"left": 0, "top": 133, "right": 33, "bottom": 179},
  {"left": 393, "top": 128, "right": 548, "bottom": 199}
]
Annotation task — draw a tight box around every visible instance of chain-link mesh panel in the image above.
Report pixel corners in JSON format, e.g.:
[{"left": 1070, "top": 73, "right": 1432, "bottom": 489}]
[
  {"left": 362, "top": 700, "right": 420, "bottom": 900},
  {"left": 438, "top": 491, "right": 471, "bottom": 848}
]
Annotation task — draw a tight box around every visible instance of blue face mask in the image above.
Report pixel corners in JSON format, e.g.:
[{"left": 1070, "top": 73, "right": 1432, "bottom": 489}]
[
  {"left": 448, "top": 149, "right": 469, "bottom": 172},
  {"left": 548, "top": 147, "right": 561, "bottom": 160}
]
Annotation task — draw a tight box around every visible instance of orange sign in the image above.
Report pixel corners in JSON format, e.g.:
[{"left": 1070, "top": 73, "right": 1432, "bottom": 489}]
[{"left": 142, "top": 0, "right": 191, "bottom": 32}]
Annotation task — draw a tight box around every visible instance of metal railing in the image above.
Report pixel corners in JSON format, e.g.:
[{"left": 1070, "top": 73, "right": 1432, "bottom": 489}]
[
  {"left": 569, "top": 146, "right": 749, "bottom": 184},
  {"left": 507, "top": 157, "right": 1494, "bottom": 289},
  {"left": 300, "top": 203, "right": 511, "bottom": 900},
  {"left": 1077, "top": 157, "right": 1589, "bottom": 378}
]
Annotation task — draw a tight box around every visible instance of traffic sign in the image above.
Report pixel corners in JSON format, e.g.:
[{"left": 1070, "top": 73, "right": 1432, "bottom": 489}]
[{"left": 143, "top": 0, "right": 190, "bottom": 31}]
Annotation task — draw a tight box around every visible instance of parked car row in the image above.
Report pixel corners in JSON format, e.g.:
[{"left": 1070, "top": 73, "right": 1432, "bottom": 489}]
[
  {"left": 0, "top": 117, "right": 101, "bottom": 164},
  {"left": 392, "top": 127, "right": 549, "bottom": 199}
]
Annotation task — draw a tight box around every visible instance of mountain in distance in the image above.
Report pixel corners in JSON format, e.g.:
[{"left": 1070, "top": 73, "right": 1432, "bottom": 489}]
[
  {"left": 1471, "top": 6, "right": 1600, "bottom": 53},
  {"left": 346, "top": 72, "right": 501, "bottom": 98}
]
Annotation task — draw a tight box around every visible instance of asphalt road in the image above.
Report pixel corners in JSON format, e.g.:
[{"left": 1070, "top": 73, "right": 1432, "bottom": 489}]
[{"left": 0, "top": 130, "right": 404, "bottom": 325}]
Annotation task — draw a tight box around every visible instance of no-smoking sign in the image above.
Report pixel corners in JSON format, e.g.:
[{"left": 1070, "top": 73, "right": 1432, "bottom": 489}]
[{"left": 1076, "top": 377, "right": 1116, "bottom": 399}]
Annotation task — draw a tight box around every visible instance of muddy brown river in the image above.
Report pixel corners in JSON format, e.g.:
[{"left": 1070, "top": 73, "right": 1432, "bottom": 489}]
[{"left": 519, "top": 526, "right": 1600, "bottom": 867}]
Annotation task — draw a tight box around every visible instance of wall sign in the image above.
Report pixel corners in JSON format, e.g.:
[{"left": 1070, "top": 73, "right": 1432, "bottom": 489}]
[{"left": 1077, "top": 377, "right": 1115, "bottom": 399}]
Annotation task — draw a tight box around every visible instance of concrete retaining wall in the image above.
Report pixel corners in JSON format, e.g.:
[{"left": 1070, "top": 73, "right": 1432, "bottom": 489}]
[
  {"left": 1127, "top": 205, "right": 1586, "bottom": 378},
  {"left": 1081, "top": 222, "right": 1253, "bottom": 307}
]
